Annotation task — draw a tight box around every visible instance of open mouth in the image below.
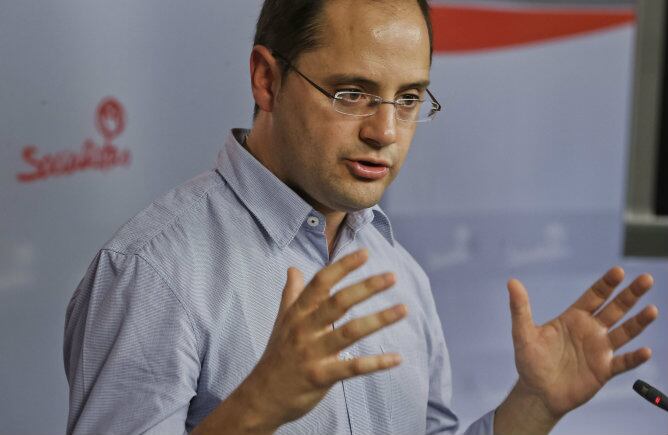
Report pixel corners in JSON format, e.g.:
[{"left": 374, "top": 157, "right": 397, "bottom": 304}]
[
  {"left": 345, "top": 160, "right": 390, "bottom": 180},
  {"left": 358, "top": 160, "right": 384, "bottom": 167}
]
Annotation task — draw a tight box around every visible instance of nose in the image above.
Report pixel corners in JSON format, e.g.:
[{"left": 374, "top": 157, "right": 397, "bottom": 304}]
[{"left": 359, "top": 103, "right": 397, "bottom": 148}]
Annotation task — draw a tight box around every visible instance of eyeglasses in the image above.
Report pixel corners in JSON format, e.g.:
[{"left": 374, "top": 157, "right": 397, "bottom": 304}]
[{"left": 272, "top": 51, "right": 442, "bottom": 123}]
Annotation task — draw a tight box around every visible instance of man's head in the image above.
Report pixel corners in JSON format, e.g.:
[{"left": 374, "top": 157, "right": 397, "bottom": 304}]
[
  {"left": 248, "top": 0, "right": 433, "bottom": 214},
  {"left": 253, "top": 0, "right": 433, "bottom": 118}
]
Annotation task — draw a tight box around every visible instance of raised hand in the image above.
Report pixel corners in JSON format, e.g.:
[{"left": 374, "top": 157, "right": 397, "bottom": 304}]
[
  {"left": 507, "top": 267, "right": 658, "bottom": 421},
  {"left": 217, "top": 249, "right": 406, "bottom": 433}
]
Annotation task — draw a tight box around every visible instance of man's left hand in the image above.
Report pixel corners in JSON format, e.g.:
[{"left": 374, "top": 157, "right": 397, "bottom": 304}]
[{"left": 495, "top": 267, "right": 658, "bottom": 434}]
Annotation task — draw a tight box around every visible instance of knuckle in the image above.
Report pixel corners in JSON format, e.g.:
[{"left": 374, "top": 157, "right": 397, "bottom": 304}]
[
  {"left": 299, "top": 346, "right": 315, "bottom": 361},
  {"left": 370, "top": 275, "right": 386, "bottom": 289},
  {"left": 379, "top": 309, "right": 394, "bottom": 323},
  {"left": 295, "top": 343, "right": 315, "bottom": 361},
  {"left": 305, "top": 365, "right": 328, "bottom": 388},
  {"left": 591, "top": 282, "right": 608, "bottom": 299},
  {"left": 350, "top": 358, "right": 365, "bottom": 375},
  {"left": 363, "top": 276, "right": 380, "bottom": 293},
  {"left": 623, "top": 320, "right": 638, "bottom": 337},
  {"left": 332, "top": 292, "right": 349, "bottom": 314},
  {"left": 296, "top": 344, "right": 308, "bottom": 359},
  {"left": 310, "top": 272, "right": 326, "bottom": 289},
  {"left": 340, "top": 323, "right": 358, "bottom": 341},
  {"left": 614, "top": 295, "right": 632, "bottom": 311},
  {"left": 291, "top": 325, "right": 308, "bottom": 346}
]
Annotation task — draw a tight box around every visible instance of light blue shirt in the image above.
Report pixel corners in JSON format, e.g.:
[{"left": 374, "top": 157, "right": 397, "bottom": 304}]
[{"left": 64, "top": 129, "right": 495, "bottom": 434}]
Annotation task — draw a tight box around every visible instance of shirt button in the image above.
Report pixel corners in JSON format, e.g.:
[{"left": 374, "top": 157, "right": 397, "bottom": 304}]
[{"left": 307, "top": 216, "right": 320, "bottom": 227}]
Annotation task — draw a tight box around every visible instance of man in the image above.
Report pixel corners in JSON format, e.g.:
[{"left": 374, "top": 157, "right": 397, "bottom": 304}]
[{"left": 64, "top": 0, "right": 659, "bottom": 434}]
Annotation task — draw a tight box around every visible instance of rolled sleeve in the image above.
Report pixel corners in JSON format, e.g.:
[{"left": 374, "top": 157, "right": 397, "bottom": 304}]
[{"left": 64, "top": 249, "right": 200, "bottom": 434}]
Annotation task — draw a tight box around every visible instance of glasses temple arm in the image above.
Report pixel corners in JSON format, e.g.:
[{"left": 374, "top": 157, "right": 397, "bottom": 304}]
[
  {"left": 426, "top": 88, "right": 442, "bottom": 111},
  {"left": 272, "top": 50, "right": 337, "bottom": 101}
]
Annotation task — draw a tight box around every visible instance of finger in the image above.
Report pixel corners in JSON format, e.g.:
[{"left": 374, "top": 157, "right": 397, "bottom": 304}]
[
  {"left": 596, "top": 273, "right": 654, "bottom": 328},
  {"left": 507, "top": 279, "right": 534, "bottom": 346},
  {"left": 308, "top": 272, "right": 396, "bottom": 328},
  {"left": 308, "top": 353, "right": 402, "bottom": 388},
  {"left": 317, "top": 304, "right": 407, "bottom": 355},
  {"left": 278, "top": 267, "right": 305, "bottom": 317},
  {"left": 611, "top": 347, "right": 652, "bottom": 377},
  {"left": 608, "top": 305, "right": 659, "bottom": 350},
  {"left": 570, "top": 266, "right": 624, "bottom": 314},
  {"left": 299, "top": 249, "right": 369, "bottom": 310}
]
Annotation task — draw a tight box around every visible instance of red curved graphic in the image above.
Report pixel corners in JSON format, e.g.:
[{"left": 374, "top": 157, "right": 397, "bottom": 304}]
[
  {"left": 96, "top": 97, "right": 125, "bottom": 141},
  {"left": 432, "top": 5, "right": 635, "bottom": 53}
]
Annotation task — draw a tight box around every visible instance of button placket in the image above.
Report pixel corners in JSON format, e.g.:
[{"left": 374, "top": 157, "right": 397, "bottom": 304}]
[{"left": 333, "top": 300, "right": 377, "bottom": 434}]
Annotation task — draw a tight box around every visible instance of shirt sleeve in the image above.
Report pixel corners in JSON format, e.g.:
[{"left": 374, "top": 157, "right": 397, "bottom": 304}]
[{"left": 63, "top": 249, "right": 200, "bottom": 435}]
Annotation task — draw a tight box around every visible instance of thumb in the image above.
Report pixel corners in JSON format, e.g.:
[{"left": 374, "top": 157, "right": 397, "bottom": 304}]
[
  {"left": 507, "top": 278, "right": 534, "bottom": 346},
  {"left": 278, "top": 267, "right": 305, "bottom": 316}
]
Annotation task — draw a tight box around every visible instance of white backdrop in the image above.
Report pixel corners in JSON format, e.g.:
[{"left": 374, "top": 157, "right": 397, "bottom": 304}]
[{"left": 1, "top": 1, "right": 666, "bottom": 434}]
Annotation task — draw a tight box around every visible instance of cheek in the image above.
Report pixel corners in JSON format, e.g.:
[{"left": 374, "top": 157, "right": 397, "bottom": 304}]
[
  {"left": 304, "top": 119, "right": 358, "bottom": 159},
  {"left": 396, "top": 131, "right": 414, "bottom": 159}
]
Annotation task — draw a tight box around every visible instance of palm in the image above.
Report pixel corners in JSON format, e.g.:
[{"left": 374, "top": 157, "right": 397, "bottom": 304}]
[{"left": 508, "top": 268, "right": 657, "bottom": 418}]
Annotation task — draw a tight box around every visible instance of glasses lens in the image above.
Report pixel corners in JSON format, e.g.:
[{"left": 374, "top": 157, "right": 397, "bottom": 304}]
[
  {"left": 333, "top": 92, "right": 440, "bottom": 122},
  {"left": 333, "top": 92, "right": 378, "bottom": 117},
  {"left": 396, "top": 100, "right": 439, "bottom": 122}
]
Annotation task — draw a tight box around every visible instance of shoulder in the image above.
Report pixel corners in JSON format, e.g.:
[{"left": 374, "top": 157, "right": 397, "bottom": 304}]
[{"left": 103, "top": 168, "right": 230, "bottom": 257}]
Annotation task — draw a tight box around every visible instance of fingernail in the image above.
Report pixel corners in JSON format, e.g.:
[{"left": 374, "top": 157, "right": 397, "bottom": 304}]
[{"left": 383, "top": 272, "right": 395, "bottom": 284}]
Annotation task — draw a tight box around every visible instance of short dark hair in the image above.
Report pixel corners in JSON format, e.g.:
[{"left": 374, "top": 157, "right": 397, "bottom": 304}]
[{"left": 252, "top": 0, "right": 433, "bottom": 118}]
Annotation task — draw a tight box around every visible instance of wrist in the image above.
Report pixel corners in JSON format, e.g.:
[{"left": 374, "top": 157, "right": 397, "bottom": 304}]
[
  {"left": 192, "top": 371, "right": 280, "bottom": 435},
  {"left": 494, "top": 381, "right": 561, "bottom": 435}
]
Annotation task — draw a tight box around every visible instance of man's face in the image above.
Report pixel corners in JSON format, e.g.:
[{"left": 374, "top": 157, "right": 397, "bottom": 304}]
[{"left": 270, "top": 0, "right": 431, "bottom": 214}]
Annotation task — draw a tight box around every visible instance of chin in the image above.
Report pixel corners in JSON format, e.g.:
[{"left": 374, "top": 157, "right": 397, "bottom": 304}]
[{"left": 336, "top": 193, "right": 384, "bottom": 212}]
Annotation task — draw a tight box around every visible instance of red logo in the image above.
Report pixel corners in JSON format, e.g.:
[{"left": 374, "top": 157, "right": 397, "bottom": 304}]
[
  {"left": 96, "top": 97, "right": 125, "bottom": 142},
  {"left": 16, "top": 97, "right": 132, "bottom": 183}
]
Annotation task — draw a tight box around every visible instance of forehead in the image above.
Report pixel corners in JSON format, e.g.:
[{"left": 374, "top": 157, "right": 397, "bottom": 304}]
[{"left": 299, "top": 0, "right": 431, "bottom": 86}]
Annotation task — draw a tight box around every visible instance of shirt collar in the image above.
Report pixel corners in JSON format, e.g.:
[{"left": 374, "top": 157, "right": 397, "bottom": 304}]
[
  {"left": 346, "top": 205, "right": 395, "bottom": 246},
  {"left": 216, "top": 129, "right": 395, "bottom": 248}
]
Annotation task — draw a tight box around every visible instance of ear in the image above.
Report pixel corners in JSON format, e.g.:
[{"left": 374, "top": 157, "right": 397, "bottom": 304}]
[{"left": 250, "top": 45, "right": 283, "bottom": 114}]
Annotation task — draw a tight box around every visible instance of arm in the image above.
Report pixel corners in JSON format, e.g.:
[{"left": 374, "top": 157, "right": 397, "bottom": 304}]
[
  {"left": 66, "top": 249, "right": 404, "bottom": 434},
  {"left": 64, "top": 250, "right": 199, "bottom": 435},
  {"left": 493, "top": 268, "right": 658, "bottom": 435}
]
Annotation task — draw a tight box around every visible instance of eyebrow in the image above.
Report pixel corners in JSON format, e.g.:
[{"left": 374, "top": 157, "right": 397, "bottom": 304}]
[{"left": 323, "top": 74, "right": 431, "bottom": 91}]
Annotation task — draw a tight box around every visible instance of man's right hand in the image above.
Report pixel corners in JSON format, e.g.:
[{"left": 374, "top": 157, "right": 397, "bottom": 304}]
[{"left": 193, "top": 249, "right": 406, "bottom": 434}]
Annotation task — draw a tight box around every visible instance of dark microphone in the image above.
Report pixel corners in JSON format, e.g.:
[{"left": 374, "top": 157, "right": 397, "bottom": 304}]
[{"left": 633, "top": 379, "right": 668, "bottom": 412}]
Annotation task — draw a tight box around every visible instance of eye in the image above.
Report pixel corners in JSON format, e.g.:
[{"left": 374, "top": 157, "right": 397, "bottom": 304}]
[
  {"left": 397, "top": 94, "right": 421, "bottom": 108},
  {"left": 336, "top": 91, "right": 365, "bottom": 103}
]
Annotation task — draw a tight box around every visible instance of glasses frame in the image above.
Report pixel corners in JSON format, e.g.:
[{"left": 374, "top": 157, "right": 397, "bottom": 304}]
[{"left": 272, "top": 51, "right": 442, "bottom": 123}]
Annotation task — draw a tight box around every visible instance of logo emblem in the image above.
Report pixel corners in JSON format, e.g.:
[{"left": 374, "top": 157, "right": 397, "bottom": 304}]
[
  {"left": 96, "top": 97, "right": 125, "bottom": 142},
  {"left": 16, "top": 97, "right": 132, "bottom": 183}
]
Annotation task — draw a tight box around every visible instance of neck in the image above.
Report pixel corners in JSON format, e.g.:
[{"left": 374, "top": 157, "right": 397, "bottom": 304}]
[
  {"left": 324, "top": 211, "right": 347, "bottom": 257},
  {"left": 244, "top": 127, "right": 348, "bottom": 258}
]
